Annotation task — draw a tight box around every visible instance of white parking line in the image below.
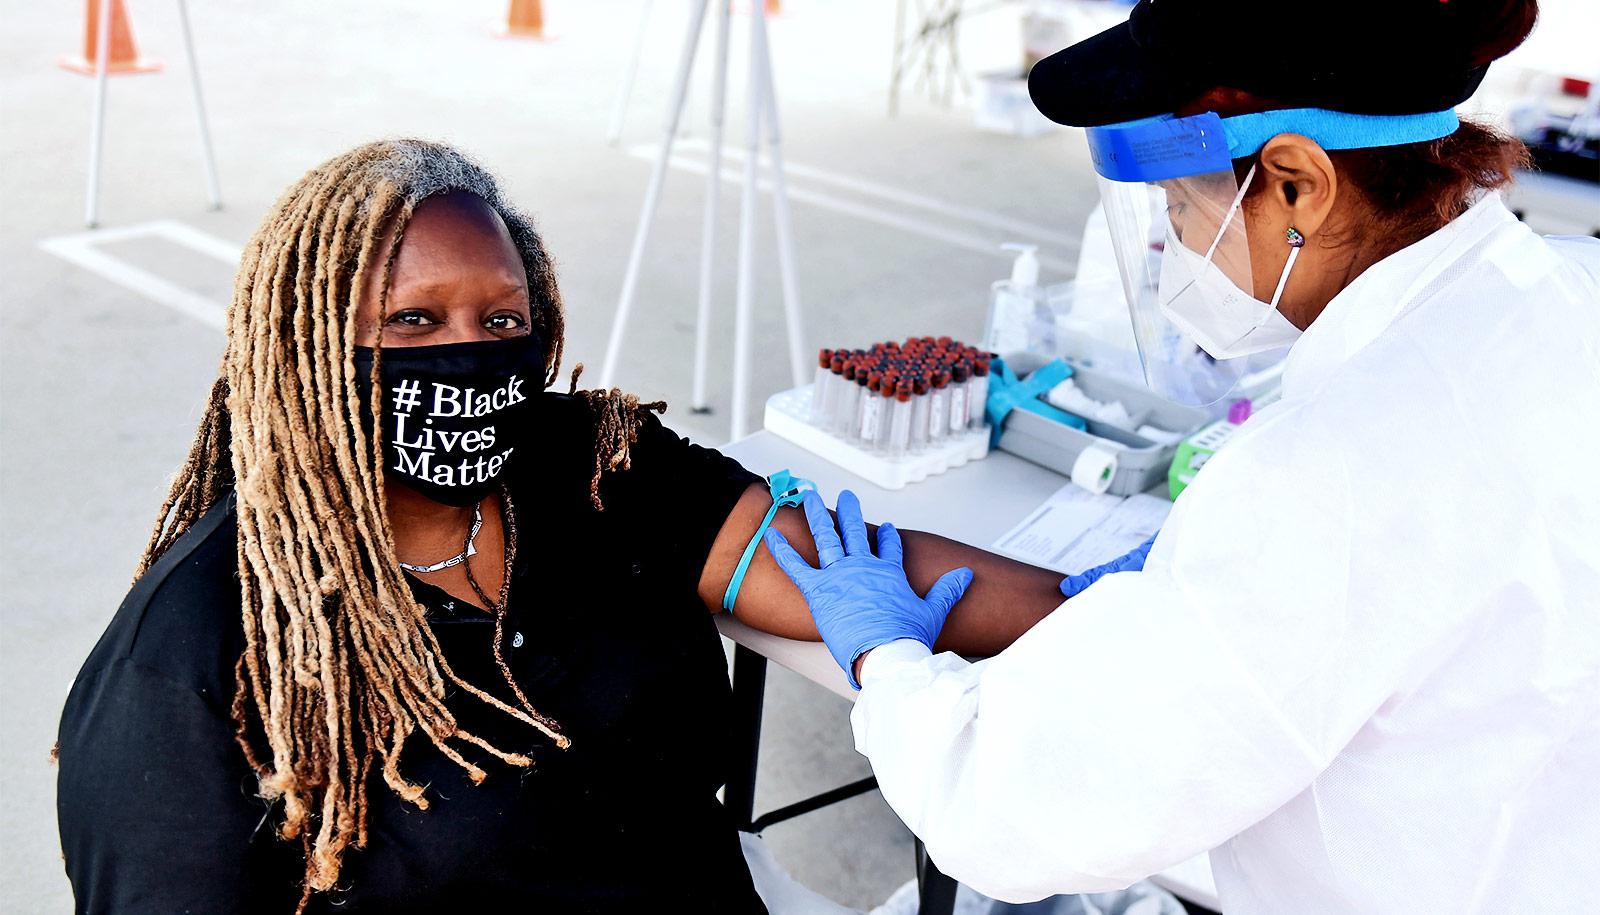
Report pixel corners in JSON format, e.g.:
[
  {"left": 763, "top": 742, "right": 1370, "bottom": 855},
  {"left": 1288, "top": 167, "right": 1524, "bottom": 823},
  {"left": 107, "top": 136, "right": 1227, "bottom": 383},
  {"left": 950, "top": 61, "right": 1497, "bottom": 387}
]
[
  {"left": 40, "top": 159, "right": 1077, "bottom": 337},
  {"left": 145, "top": 220, "right": 244, "bottom": 263},
  {"left": 672, "top": 138, "right": 1079, "bottom": 249},
  {"left": 39, "top": 220, "right": 239, "bottom": 332},
  {"left": 627, "top": 142, "right": 1077, "bottom": 273}
]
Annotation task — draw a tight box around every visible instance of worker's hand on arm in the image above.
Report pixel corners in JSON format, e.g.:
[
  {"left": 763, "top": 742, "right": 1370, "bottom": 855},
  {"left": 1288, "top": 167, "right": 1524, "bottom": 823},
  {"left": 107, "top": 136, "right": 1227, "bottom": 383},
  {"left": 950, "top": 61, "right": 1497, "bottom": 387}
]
[
  {"left": 698, "top": 481, "right": 1064, "bottom": 655},
  {"left": 762, "top": 490, "right": 973, "bottom": 689},
  {"left": 1058, "top": 535, "right": 1156, "bottom": 598}
]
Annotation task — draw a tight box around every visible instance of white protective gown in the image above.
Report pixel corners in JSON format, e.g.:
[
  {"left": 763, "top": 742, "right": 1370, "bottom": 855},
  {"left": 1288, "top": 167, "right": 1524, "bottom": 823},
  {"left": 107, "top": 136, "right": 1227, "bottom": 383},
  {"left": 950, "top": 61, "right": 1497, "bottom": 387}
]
[{"left": 855, "top": 194, "right": 1600, "bottom": 913}]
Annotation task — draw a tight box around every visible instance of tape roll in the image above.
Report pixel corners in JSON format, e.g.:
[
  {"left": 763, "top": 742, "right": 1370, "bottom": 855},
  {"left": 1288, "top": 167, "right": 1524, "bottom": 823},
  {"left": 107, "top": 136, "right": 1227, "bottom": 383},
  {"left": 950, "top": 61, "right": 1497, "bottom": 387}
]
[{"left": 1070, "top": 445, "right": 1119, "bottom": 495}]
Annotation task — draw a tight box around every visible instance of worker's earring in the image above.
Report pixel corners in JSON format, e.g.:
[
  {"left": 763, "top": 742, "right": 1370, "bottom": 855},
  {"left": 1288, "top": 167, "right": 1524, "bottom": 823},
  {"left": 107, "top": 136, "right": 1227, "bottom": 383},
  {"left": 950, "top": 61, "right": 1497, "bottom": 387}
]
[{"left": 1269, "top": 227, "right": 1305, "bottom": 307}]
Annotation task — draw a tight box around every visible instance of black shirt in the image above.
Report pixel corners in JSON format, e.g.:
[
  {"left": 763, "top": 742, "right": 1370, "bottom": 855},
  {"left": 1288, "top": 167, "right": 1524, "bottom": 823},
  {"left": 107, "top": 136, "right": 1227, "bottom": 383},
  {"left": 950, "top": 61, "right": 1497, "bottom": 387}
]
[{"left": 57, "top": 394, "right": 767, "bottom": 914}]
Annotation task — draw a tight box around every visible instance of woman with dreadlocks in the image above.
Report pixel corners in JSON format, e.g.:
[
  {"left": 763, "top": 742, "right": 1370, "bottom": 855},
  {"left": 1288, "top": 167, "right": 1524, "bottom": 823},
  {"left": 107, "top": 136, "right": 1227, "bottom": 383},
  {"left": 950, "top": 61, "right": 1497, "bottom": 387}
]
[{"left": 55, "top": 139, "right": 1069, "bottom": 914}]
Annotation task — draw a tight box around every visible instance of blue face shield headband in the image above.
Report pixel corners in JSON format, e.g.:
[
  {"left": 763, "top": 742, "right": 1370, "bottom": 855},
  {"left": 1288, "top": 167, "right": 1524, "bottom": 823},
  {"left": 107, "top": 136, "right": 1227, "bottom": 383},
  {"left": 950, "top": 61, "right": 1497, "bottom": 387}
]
[{"left": 1085, "top": 107, "right": 1461, "bottom": 182}]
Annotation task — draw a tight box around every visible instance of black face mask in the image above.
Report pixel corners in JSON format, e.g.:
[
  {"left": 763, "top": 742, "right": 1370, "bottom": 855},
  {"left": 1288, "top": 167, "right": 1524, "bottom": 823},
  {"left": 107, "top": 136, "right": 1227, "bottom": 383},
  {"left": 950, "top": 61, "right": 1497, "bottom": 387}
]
[{"left": 352, "top": 336, "right": 545, "bottom": 508}]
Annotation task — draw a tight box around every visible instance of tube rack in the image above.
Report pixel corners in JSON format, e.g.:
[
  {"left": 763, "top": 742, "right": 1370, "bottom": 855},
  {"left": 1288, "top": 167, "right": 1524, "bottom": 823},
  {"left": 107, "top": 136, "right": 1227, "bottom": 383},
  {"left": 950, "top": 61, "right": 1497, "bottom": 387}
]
[{"left": 761, "top": 384, "right": 989, "bottom": 490}]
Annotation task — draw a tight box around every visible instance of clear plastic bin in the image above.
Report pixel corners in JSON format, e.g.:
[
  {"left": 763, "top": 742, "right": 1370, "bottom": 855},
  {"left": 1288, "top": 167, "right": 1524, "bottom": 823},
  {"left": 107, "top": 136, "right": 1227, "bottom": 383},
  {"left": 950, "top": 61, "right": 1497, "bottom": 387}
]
[{"left": 994, "top": 352, "right": 1210, "bottom": 497}]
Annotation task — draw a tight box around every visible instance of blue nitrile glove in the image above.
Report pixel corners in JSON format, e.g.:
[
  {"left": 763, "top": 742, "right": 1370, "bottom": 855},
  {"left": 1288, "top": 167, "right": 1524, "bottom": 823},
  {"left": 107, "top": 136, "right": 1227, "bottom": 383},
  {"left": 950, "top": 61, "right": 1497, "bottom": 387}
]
[
  {"left": 1058, "top": 535, "right": 1156, "bottom": 598},
  {"left": 763, "top": 490, "right": 973, "bottom": 690}
]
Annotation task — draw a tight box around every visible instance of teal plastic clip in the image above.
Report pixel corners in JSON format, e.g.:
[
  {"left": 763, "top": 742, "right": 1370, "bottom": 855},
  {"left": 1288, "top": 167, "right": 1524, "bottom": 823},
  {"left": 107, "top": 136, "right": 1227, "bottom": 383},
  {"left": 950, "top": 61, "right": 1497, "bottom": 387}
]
[
  {"left": 984, "top": 356, "right": 1087, "bottom": 448},
  {"left": 722, "top": 469, "right": 816, "bottom": 614}
]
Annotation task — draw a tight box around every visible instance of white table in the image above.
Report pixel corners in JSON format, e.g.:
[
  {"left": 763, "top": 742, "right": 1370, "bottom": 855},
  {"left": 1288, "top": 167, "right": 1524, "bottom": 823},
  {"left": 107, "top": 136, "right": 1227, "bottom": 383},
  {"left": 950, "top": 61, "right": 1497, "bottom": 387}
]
[{"left": 717, "top": 430, "right": 1223, "bottom": 913}]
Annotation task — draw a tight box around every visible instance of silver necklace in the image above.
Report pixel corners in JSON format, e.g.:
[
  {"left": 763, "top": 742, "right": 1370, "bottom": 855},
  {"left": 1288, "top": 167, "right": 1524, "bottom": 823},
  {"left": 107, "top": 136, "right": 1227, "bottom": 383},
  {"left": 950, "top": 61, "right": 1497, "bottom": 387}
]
[{"left": 399, "top": 503, "right": 483, "bottom": 573}]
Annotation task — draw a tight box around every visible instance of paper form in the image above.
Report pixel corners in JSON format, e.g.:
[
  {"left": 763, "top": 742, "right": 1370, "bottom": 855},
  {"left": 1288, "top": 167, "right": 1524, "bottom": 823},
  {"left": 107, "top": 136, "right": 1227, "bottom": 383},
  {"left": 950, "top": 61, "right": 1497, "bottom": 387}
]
[{"left": 992, "top": 482, "right": 1172, "bottom": 574}]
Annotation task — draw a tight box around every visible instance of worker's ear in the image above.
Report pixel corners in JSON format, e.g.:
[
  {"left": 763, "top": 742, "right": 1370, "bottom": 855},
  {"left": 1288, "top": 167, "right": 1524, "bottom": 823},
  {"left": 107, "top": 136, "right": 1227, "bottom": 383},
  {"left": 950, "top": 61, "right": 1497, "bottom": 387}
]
[{"left": 1254, "top": 134, "right": 1337, "bottom": 240}]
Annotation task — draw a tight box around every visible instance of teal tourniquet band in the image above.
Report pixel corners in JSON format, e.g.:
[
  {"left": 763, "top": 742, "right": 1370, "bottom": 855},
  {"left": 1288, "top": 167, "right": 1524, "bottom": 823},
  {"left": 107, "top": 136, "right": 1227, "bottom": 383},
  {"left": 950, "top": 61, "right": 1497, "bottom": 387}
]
[{"left": 722, "top": 469, "right": 817, "bottom": 614}]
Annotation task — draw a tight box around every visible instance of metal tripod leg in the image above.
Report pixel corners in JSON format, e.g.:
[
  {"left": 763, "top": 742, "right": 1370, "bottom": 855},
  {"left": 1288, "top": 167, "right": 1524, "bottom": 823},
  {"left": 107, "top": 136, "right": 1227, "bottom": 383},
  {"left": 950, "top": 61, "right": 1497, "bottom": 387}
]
[
  {"left": 729, "top": 1, "right": 765, "bottom": 440},
  {"left": 84, "top": 0, "right": 113, "bottom": 228},
  {"left": 753, "top": 4, "right": 806, "bottom": 392},
  {"left": 606, "top": 0, "right": 655, "bottom": 147},
  {"left": 690, "top": 0, "right": 732, "bottom": 413},
  {"left": 175, "top": 0, "right": 221, "bottom": 210},
  {"left": 600, "top": 0, "right": 713, "bottom": 388}
]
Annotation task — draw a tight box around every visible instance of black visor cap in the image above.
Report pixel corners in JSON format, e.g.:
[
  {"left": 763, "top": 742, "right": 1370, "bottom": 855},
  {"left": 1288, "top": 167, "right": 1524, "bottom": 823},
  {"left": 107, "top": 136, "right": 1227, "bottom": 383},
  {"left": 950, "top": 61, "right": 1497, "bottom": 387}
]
[
  {"left": 1029, "top": 0, "right": 1507, "bottom": 128},
  {"left": 1028, "top": 19, "right": 1210, "bottom": 129}
]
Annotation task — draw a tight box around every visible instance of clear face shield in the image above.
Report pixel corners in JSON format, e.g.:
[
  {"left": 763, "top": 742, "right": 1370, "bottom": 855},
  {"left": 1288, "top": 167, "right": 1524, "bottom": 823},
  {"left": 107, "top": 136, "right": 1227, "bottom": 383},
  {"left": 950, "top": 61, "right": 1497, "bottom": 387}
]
[{"left": 1087, "top": 113, "right": 1298, "bottom": 407}]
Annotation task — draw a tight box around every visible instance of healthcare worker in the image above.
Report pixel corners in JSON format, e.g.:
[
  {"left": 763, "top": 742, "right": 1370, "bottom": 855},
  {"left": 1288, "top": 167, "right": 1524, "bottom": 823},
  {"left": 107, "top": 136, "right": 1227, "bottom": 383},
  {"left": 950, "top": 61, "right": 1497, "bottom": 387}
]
[{"left": 763, "top": 0, "right": 1600, "bottom": 911}]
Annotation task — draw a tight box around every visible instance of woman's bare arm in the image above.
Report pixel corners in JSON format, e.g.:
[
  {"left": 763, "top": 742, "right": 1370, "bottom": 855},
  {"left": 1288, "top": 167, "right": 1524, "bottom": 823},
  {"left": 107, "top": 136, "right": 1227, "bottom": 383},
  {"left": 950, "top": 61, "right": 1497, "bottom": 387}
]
[{"left": 697, "top": 483, "right": 1065, "bottom": 657}]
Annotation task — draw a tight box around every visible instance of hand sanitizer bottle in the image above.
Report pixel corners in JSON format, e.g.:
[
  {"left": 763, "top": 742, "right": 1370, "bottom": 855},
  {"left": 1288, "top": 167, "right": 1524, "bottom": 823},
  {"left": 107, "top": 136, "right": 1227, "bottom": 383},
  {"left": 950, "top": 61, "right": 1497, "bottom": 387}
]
[{"left": 983, "top": 243, "right": 1043, "bottom": 356}]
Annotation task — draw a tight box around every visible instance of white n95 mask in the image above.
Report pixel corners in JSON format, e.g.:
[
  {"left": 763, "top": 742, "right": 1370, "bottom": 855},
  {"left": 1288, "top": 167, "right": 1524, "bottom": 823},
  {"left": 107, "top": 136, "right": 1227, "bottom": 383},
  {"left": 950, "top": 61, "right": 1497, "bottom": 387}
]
[
  {"left": 1158, "top": 229, "right": 1303, "bottom": 359},
  {"left": 1156, "top": 166, "right": 1303, "bottom": 361}
]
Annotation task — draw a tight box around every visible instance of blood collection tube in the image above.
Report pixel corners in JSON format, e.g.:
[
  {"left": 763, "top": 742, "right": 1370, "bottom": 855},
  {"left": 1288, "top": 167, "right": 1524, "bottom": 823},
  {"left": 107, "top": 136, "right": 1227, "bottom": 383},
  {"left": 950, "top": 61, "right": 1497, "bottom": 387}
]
[
  {"left": 969, "top": 356, "right": 991, "bottom": 429},
  {"left": 875, "top": 380, "right": 896, "bottom": 450},
  {"left": 811, "top": 348, "right": 834, "bottom": 424},
  {"left": 817, "top": 338, "right": 988, "bottom": 446},
  {"left": 887, "top": 380, "right": 913, "bottom": 456},
  {"left": 848, "top": 370, "right": 866, "bottom": 441},
  {"left": 910, "top": 375, "right": 931, "bottom": 449},
  {"left": 928, "top": 369, "right": 951, "bottom": 443},
  {"left": 851, "top": 369, "right": 870, "bottom": 440},
  {"left": 948, "top": 362, "right": 971, "bottom": 436},
  {"left": 838, "top": 351, "right": 851, "bottom": 422},
  {"left": 857, "top": 372, "right": 884, "bottom": 448},
  {"left": 835, "top": 361, "right": 861, "bottom": 436}
]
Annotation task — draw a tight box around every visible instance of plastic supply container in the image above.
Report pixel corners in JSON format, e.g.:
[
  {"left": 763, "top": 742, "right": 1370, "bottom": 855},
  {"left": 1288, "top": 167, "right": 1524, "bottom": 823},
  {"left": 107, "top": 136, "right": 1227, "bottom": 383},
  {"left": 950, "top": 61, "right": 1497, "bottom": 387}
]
[{"left": 993, "top": 352, "right": 1210, "bottom": 497}]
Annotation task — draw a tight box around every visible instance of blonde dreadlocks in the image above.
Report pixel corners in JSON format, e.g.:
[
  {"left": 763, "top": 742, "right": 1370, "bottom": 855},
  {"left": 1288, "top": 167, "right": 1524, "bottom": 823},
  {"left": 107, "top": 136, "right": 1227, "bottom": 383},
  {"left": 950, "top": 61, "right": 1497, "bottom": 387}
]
[{"left": 135, "top": 139, "right": 664, "bottom": 904}]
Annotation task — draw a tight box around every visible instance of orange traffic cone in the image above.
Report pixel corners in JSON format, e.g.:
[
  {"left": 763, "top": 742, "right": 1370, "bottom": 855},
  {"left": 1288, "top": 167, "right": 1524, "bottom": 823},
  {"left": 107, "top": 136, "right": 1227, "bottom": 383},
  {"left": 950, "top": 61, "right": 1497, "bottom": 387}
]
[
  {"left": 732, "top": 1, "right": 782, "bottom": 16},
  {"left": 60, "top": 0, "right": 163, "bottom": 75},
  {"left": 499, "top": 0, "right": 548, "bottom": 40}
]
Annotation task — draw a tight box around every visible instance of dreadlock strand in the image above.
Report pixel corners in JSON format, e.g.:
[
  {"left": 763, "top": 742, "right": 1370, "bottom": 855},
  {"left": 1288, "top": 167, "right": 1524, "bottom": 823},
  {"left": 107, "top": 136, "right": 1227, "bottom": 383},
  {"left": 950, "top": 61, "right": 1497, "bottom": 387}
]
[
  {"left": 331, "top": 608, "right": 364, "bottom": 849},
  {"left": 566, "top": 363, "right": 667, "bottom": 510},
  {"left": 135, "top": 376, "right": 232, "bottom": 580},
  {"left": 455, "top": 731, "right": 531, "bottom": 768},
  {"left": 379, "top": 718, "right": 427, "bottom": 808},
  {"left": 352, "top": 687, "right": 377, "bottom": 849},
  {"left": 234, "top": 582, "right": 274, "bottom": 765},
  {"left": 470, "top": 494, "right": 568, "bottom": 741}
]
